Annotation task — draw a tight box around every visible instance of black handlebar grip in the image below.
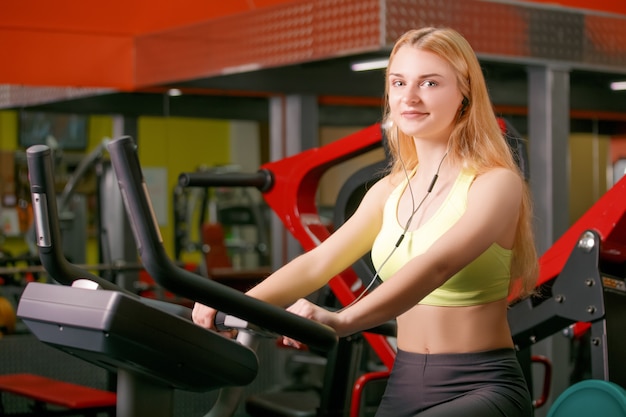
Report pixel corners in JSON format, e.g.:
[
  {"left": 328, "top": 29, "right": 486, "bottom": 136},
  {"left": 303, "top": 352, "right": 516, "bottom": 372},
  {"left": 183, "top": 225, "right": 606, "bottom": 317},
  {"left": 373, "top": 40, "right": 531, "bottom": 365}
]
[{"left": 178, "top": 170, "right": 273, "bottom": 192}]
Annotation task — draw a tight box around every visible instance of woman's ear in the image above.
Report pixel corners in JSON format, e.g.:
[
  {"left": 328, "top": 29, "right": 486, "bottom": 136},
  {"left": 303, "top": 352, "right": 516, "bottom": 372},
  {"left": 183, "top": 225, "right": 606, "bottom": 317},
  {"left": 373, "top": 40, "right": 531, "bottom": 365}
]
[{"left": 461, "top": 97, "right": 469, "bottom": 112}]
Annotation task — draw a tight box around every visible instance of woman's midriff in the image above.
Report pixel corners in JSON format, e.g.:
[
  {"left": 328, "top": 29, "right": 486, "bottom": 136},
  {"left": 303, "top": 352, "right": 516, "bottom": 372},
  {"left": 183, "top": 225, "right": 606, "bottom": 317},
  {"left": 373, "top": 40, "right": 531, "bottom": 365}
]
[{"left": 395, "top": 298, "right": 513, "bottom": 354}]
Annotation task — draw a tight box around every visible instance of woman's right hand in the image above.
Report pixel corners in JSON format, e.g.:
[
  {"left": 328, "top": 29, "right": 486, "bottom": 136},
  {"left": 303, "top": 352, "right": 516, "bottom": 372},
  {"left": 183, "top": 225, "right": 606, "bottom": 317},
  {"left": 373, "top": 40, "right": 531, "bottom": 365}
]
[{"left": 192, "top": 302, "right": 237, "bottom": 339}]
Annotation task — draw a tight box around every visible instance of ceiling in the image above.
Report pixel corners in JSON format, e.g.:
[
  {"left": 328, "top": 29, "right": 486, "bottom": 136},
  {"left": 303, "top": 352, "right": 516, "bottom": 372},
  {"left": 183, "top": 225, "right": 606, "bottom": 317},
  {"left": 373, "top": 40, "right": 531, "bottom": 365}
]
[
  {"left": 21, "top": 56, "right": 626, "bottom": 135},
  {"left": 3, "top": 0, "right": 626, "bottom": 135}
]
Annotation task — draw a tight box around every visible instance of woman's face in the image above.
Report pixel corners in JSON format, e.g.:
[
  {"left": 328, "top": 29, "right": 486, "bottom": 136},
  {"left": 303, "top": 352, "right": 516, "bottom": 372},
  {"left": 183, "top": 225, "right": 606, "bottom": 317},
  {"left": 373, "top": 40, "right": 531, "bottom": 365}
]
[{"left": 387, "top": 45, "right": 463, "bottom": 143}]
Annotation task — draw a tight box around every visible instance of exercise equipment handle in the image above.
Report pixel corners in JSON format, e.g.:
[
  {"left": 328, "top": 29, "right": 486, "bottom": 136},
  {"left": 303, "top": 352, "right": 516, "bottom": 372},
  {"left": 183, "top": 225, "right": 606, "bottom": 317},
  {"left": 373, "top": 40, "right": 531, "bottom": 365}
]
[
  {"left": 27, "top": 145, "right": 195, "bottom": 320},
  {"left": 27, "top": 145, "right": 132, "bottom": 294},
  {"left": 178, "top": 170, "right": 273, "bottom": 192},
  {"left": 108, "top": 136, "right": 337, "bottom": 353}
]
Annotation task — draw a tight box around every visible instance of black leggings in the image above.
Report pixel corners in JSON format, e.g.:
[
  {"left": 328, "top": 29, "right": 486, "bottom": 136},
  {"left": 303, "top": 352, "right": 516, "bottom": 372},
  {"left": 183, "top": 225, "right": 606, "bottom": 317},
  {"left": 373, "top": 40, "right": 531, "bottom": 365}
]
[{"left": 375, "top": 348, "right": 533, "bottom": 417}]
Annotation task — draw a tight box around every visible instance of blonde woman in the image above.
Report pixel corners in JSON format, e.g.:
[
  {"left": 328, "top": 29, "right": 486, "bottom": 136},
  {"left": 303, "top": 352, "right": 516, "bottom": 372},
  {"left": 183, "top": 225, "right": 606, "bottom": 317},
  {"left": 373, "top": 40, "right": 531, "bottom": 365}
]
[{"left": 194, "top": 27, "right": 539, "bottom": 416}]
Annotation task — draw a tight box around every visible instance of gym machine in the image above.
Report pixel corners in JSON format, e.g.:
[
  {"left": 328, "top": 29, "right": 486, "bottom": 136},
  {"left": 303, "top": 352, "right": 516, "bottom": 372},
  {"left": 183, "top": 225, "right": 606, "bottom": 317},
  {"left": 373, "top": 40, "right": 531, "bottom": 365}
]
[
  {"left": 507, "top": 161, "right": 626, "bottom": 414},
  {"left": 16, "top": 144, "right": 337, "bottom": 417}
]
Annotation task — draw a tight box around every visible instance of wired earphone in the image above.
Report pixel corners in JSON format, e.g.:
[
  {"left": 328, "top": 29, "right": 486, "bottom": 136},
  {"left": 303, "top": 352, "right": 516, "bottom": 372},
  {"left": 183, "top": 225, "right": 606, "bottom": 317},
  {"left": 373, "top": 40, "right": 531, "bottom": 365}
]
[{"left": 339, "top": 125, "right": 449, "bottom": 311}]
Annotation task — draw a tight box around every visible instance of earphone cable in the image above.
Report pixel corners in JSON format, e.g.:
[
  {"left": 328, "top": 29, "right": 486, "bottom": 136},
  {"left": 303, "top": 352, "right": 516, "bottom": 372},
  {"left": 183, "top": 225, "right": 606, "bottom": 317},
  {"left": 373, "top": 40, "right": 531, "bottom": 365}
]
[{"left": 338, "top": 135, "right": 447, "bottom": 311}]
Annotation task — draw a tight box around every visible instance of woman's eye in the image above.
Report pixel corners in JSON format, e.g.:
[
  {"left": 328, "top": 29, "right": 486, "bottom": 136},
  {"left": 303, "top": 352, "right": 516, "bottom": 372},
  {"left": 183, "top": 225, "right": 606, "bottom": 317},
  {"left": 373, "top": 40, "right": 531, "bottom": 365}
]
[
  {"left": 391, "top": 80, "right": 404, "bottom": 87},
  {"left": 421, "top": 80, "right": 437, "bottom": 87}
]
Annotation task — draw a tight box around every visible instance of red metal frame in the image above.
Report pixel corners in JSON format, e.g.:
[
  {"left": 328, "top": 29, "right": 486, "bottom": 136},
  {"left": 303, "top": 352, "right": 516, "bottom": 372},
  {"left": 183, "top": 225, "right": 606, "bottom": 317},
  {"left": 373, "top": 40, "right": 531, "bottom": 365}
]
[
  {"left": 530, "top": 355, "right": 552, "bottom": 409},
  {"left": 349, "top": 371, "right": 390, "bottom": 417},
  {"left": 524, "top": 174, "right": 626, "bottom": 295}
]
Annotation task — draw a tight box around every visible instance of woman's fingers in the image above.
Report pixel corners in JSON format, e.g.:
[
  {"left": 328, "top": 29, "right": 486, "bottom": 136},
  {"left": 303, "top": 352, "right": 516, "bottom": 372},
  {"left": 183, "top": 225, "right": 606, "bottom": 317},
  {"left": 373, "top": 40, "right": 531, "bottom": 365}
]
[{"left": 191, "top": 302, "right": 216, "bottom": 329}]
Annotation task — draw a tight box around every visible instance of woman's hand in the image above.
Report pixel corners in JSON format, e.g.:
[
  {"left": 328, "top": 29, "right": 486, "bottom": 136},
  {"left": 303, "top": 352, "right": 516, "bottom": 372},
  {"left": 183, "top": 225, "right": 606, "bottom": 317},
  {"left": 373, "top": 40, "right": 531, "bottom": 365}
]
[
  {"left": 191, "top": 302, "right": 237, "bottom": 339},
  {"left": 283, "top": 298, "right": 340, "bottom": 348}
]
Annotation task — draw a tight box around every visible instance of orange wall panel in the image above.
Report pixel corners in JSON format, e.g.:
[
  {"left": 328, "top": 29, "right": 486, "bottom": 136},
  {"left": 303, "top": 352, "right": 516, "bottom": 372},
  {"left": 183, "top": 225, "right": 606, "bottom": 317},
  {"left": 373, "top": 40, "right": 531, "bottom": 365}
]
[
  {"left": 1, "top": 0, "right": 622, "bottom": 37},
  {"left": 521, "top": 0, "right": 626, "bottom": 15},
  {"left": 131, "top": 0, "right": 300, "bottom": 33},
  {"left": 0, "top": 0, "right": 300, "bottom": 89},
  {"left": 0, "top": 29, "right": 134, "bottom": 89},
  {"left": 0, "top": 2, "right": 138, "bottom": 34},
  {"left": 0, "top": 0, "right": 623, "bottom": 89},
  {"left": 0, "top": 0, "right": 300, "bottom": 35}
]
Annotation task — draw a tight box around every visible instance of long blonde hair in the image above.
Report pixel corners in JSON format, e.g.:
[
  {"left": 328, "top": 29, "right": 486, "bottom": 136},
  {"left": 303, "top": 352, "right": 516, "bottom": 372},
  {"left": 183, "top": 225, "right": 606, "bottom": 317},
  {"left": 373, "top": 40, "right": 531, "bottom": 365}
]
[{"left": 382, "top": 27, "right": 538, "bottom": 299}]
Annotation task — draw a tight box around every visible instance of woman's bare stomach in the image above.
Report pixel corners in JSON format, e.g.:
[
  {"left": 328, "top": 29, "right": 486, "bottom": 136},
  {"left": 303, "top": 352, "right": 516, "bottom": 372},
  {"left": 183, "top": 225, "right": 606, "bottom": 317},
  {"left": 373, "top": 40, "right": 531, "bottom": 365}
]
[{"left": 395, "top": 298, "right": 514, "bottom": 354}]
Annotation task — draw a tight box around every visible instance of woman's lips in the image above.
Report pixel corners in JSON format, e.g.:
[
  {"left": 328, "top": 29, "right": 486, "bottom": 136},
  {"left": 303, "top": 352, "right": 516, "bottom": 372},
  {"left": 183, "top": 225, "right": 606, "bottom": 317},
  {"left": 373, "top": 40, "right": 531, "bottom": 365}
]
[{"left": 401, "top": 110, "right": 428, "bottom": 118}]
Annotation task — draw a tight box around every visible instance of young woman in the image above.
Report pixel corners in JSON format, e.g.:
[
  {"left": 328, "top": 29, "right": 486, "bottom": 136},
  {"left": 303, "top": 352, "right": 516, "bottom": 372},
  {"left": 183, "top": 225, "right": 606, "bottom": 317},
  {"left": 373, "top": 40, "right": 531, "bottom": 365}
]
[{"left": 193, "top": 27, "right": 539, "bottom": 417}]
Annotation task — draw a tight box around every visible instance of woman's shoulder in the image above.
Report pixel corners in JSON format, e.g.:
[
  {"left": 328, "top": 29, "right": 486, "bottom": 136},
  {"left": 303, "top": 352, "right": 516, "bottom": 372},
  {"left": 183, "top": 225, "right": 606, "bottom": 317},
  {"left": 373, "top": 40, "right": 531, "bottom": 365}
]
[
  {"left": 473, "top": 166, "right": 521, "bottom": 184},
  {"left": 470, "top": 166, "right": 523, "bottom": 200},
  {"left": 370, "top": 171, "right": 406, "bottom": 193},
  {"left": 360, "top": 172, "right": 402, "bottom": 205}
]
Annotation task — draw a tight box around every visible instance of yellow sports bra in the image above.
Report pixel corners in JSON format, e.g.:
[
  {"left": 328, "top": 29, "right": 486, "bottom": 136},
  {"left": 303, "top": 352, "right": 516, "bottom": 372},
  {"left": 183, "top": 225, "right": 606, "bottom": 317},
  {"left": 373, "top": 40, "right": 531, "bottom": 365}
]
[{"left": 370, "top": 168, "right": 512, "bottom": 307}]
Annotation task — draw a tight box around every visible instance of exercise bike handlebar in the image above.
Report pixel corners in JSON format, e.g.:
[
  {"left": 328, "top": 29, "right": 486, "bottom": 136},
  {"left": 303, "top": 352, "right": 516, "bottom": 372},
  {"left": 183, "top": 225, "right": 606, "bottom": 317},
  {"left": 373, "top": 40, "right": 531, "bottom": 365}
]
[
  {"left": 27, "top": 145, "right": 134, "bottom": 294},
  {"left": 107, "top": 136, "right": 337, "bottom": 353},
  {"left": 27, "top": 144, "right": 197, "bottom": 320},
  {"left": 178, "top": 170, "right": 274, "bottom": 192}
]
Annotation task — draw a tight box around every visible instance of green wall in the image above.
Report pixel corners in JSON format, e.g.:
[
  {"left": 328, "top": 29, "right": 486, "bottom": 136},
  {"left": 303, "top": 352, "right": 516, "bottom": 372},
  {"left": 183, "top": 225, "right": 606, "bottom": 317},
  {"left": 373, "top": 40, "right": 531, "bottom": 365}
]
[
  {"left": 0, "top": 112, "right": 231, "bottom": 266},
  {"left": 137, "top": 116, "right": 231, "bottom": 260}
]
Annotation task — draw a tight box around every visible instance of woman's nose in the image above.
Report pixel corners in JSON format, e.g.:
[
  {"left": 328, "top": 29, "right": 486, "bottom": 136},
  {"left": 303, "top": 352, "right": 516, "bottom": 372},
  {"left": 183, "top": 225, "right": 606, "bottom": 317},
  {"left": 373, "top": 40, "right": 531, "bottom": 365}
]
[{"left": 401, "top": 86, "right": 420, "bottom": 103}]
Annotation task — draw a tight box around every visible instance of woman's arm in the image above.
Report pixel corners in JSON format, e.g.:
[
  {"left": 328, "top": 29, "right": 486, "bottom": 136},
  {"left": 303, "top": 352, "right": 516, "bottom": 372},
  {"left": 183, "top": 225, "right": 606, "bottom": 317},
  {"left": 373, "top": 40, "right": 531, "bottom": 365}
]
[
  {"left": 293, "top": 168, "right": 523, "bottom": 337},
  {"left": 245, "top": 177, "right": 391, "bottom": 307},
  {"left": 192, "top": 175, "right": 392, "bottom": 328}
]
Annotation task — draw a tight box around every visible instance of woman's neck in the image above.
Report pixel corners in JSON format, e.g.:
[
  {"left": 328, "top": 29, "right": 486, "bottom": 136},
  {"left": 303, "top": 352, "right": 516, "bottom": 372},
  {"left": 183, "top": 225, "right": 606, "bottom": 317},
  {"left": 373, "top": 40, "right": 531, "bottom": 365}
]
[{"left": 413, "top": 141, "right": 452, "bottom": 177}]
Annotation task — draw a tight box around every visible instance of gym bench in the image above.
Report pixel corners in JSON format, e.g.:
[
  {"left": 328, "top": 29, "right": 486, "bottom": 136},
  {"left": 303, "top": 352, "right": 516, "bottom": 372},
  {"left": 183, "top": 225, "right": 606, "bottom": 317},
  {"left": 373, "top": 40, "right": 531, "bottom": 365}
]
[{"left": 0, "top": 373, "right": 116, "bottom": 417}]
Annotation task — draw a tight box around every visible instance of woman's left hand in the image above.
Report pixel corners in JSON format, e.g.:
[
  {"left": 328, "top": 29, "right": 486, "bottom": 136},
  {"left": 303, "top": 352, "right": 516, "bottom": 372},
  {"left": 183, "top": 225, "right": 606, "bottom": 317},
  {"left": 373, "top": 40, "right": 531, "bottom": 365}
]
[{"left": 283, "top": 298, "right": 338, "bottom": 348}]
